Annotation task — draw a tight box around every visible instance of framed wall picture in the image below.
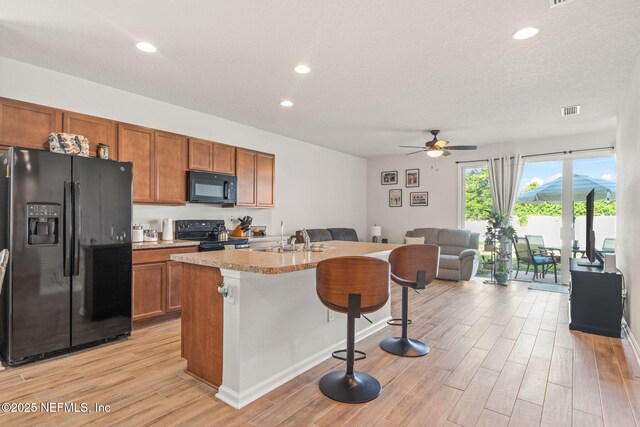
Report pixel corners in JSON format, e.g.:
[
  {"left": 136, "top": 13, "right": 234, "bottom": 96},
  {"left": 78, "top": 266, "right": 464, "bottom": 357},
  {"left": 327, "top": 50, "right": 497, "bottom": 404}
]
[
  {"left": 389, "top": 189, "right": 402, "bottom": 207},
  {"left": 405, "top": 168, "right": 419, "bottom": 187},
  {"left": 381, "top": 171, "right": 398, "bottom": 185},
  {"left": 410, "top": 192, "right": 428, "bottom": 206}
]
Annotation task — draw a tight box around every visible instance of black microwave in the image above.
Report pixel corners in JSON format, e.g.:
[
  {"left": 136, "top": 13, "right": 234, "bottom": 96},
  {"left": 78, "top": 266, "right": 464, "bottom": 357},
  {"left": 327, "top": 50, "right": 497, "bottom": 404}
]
[{"left": 188, "top": 171, "right": 237, "bottom": 205}]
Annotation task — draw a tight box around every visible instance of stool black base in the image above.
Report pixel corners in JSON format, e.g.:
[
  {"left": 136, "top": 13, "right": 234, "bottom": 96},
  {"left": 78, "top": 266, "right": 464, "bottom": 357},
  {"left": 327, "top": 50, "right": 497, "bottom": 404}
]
[
  {"left": 380, "top": 337, "right": 429, "bottom": 357},
  {"left": 319, "top": 370, "right": 381, "bottom": 403}
]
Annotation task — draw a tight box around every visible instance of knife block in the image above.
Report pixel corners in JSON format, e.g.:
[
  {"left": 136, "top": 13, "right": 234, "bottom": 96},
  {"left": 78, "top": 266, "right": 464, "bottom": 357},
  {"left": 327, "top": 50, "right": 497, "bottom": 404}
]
[{"left": 230, "top": 225, "right": 246, "bottom": 237}]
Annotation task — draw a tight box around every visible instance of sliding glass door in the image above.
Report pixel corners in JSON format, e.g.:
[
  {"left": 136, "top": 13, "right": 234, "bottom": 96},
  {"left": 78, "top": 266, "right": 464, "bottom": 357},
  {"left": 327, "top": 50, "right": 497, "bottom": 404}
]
[
  {"left": 461, "top": 154, "right": 616, "bottom": 285},
  {"left": 513, "top": 155, "right": 616, "bottom": 284}
]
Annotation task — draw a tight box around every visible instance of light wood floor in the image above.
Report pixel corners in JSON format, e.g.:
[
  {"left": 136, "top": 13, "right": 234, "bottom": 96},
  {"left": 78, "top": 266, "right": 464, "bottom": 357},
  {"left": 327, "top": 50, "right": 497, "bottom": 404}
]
[{"left": 1, "top": 278, "right": 640, "bottom": 426}]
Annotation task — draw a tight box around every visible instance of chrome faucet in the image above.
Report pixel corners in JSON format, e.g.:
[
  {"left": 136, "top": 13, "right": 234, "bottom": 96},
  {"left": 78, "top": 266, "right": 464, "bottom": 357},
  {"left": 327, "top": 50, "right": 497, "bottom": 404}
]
[{"left": 301, "top": 228, "right": 311, "bottom": 251}]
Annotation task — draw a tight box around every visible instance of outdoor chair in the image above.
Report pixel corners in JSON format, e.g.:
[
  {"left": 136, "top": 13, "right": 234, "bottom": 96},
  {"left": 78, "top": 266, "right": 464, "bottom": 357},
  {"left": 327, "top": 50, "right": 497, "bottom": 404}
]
[
  {"left": 512, "top": 236, "right": 557, "bottom": 283},
  {"left": 525, "top": 234, "right": 560, "bottom": 262}
]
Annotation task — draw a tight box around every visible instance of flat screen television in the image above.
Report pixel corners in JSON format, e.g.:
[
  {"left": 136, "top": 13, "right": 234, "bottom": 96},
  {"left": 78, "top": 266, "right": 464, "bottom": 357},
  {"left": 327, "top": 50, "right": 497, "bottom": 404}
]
[{"left": 580, "top": 188, "right": 604, "bottom": 267}]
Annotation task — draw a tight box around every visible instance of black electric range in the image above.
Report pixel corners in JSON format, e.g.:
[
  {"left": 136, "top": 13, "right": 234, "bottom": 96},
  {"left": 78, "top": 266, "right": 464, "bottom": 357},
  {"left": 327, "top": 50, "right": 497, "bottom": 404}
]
[{"left": 174, "top": 219, "right": 249, "bottom": 252}]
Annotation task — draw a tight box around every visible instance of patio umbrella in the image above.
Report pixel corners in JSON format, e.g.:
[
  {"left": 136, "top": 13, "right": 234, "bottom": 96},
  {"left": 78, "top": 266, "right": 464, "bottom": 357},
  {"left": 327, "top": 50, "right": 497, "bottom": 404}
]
[{"left": 516, "top": 174, "right": 615, "bottom": 204}]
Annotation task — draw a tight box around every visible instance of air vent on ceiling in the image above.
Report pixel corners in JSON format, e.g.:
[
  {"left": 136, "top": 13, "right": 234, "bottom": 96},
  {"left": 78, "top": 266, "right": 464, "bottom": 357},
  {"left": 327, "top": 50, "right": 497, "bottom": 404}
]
[
  {"left": 549, "top": 0, "right": 576, "bottom": 8},
  {"left": 561, "top": 105, "right": 581, "bottom": 116}
]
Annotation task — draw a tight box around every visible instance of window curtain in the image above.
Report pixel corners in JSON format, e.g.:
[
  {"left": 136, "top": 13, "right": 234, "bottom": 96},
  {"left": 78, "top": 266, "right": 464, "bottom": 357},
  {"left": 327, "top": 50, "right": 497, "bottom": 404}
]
[{"left": 488, "top": 155, "right": 523, "bottom": 216}]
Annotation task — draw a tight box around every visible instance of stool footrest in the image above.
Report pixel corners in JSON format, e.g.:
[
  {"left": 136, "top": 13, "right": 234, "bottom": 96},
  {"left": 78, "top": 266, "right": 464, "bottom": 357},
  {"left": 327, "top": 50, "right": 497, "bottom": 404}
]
[
  {"left": 332, "top": 349, "right": 366, "bottom": 361},
  {"left": 387, "top": 318, "right": 412, "bottom": 326}
]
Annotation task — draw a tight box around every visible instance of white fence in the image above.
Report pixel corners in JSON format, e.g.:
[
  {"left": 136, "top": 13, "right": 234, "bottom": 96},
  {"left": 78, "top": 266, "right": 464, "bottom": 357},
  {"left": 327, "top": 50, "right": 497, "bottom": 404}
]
[{"left": 467, "top": 216, "right": 616, "bottom": 249}]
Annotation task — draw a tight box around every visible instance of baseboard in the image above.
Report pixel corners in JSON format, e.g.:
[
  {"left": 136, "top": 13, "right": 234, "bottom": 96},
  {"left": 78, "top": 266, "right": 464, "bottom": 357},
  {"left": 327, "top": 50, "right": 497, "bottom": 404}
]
[
  {"left": 622, "top": 319, "right": 640, "bottom": 368},
  {"left": 215, "top": 316, "right": 391, "bottom": 409}
]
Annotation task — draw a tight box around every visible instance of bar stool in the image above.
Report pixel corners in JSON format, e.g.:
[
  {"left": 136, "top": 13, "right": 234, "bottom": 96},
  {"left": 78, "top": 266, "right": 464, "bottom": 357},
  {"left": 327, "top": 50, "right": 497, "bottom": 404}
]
[
  {"left": 316, "top": 256, "right": 390, "bottom": 403},
  {"left": 380, "top": 244, "right": 440, "bottom": 357}
]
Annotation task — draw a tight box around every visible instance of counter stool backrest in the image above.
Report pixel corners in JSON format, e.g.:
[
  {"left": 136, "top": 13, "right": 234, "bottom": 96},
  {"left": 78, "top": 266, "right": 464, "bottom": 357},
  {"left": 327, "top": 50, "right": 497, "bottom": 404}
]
[
  {"left": 389, "top": 244, "right": 440, "bottom": 285},
  {"left": 316, "top": 256, "right": 389, "bottom": 314}
]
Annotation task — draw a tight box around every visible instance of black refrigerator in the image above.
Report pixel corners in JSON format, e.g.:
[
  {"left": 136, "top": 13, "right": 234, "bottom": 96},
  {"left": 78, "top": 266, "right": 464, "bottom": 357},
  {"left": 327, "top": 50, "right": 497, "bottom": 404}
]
[{"left": 0, "top": 147, "right": 133, "bottom": 366}]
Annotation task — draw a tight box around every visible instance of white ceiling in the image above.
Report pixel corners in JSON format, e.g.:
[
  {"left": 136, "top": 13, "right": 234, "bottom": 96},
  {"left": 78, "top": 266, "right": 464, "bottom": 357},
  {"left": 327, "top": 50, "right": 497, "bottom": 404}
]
[{"left": 1, "top": 0, "right": 639, "bottom": 158}]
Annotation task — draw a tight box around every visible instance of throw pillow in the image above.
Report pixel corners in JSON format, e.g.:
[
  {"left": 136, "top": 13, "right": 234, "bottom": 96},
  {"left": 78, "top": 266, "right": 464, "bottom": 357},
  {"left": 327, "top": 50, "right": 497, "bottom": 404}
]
[{"left": 404, "top": 236, "right": 425, "bottom": 244}]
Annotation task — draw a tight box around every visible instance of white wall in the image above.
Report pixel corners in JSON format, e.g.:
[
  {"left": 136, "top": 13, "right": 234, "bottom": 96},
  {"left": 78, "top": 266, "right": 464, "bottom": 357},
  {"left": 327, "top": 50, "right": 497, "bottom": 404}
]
[
  {"left": 616, "top": 54, "right": 640, "bottom": 332},
  {"left": 367, "top": 130, "right": 615, "bottom": 243},
  {"left": 0, "top": 56, "right": 367, "bottom": 237}
]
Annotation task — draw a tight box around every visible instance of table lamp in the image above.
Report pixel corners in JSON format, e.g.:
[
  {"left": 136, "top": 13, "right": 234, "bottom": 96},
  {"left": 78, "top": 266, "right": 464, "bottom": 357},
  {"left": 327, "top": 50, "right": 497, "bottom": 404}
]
[{"left": 370, "top": 225, "right": 382, "bottom": 243}]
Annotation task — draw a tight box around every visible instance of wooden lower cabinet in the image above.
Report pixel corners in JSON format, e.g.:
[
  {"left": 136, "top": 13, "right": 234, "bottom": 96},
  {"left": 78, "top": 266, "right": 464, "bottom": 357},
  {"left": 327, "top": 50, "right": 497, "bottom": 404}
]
[
  {"left": 182, "top": 263, "right": 224, "bottom": 387},
  {"left": 132, "top": 263, "right": 166, "bottom": 321},
  {"left": 166, "top": 261, "right": 184, "bottom": 313},
  {"left": 132, "top": 246, "right": 198, "bottom": 325}
]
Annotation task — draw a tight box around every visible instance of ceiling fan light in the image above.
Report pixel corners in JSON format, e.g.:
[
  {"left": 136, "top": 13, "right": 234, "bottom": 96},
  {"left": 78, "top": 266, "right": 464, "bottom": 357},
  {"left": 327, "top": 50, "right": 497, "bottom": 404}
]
[{"left": 427, "top": 149, "right": 443, "bottom": 158}]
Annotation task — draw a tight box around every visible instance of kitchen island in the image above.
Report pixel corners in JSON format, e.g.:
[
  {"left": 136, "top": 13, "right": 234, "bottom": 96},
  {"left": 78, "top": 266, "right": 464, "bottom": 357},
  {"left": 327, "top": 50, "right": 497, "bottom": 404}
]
[{"left": 171, "top": 241, "right": 401, "bottom": 409}]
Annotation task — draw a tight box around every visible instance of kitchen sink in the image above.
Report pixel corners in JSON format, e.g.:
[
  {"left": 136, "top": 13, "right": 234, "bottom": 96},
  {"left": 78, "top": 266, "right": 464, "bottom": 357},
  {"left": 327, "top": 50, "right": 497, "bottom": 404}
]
[{"left": 247, "top": 245, "right": 336, "bottom": 253}]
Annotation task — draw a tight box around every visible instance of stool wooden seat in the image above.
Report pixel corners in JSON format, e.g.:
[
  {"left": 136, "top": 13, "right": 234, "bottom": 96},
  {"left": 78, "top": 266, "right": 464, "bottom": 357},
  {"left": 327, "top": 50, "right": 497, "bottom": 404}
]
[
  {"left": 380, "top": 244, "right": 439, "bottom": 357},
  {"left": 316, "top": 256, "right": 390, "bottom": 403}
]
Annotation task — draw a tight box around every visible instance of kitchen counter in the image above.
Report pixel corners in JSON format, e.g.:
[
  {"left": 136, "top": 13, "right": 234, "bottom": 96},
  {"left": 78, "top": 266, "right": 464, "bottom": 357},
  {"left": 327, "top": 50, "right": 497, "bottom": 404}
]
[
  {"left": 171, "top": 240, "right": 400, "bottom": 409},
  {"left": 132, "top": 239, "right": 200, "bottom": 251},
  {"left": 170, "top": 241, "right": 401, "bottom": 274}
]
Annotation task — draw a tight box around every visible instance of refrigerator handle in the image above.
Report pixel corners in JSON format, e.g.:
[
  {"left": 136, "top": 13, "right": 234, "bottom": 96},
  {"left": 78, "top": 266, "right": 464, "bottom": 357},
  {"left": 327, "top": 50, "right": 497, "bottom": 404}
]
[
  {"left": 73, "top": 181, "right": 81, "bottom": 276},
  {"left": 64, "top": 181, "right": 73, "bottom": 277}
]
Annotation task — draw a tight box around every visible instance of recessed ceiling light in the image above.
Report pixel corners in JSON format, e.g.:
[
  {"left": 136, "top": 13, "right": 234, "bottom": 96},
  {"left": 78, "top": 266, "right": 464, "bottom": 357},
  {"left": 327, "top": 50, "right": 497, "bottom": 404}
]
[
  {"left": 280, "top": 100, "right": 294, "bottom": 107},
  {"left": 136, "top": 41, "right": 157, "bottom": 53},
  {"left": 512, "top": 27, "right": 539, "bottom": 40},
  {"left": 294, "top": 65, "right": 311, "bottom": 74}
]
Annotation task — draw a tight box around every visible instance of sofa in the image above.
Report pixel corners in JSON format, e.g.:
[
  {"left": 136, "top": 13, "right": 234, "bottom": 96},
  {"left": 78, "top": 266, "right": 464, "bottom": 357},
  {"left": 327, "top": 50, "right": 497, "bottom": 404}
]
[
  {"left": 295, "top": 228, "right": 359, "bottom": 243},
  {"left": 405, "top": 228, "right": 480, "bottom": 281}
]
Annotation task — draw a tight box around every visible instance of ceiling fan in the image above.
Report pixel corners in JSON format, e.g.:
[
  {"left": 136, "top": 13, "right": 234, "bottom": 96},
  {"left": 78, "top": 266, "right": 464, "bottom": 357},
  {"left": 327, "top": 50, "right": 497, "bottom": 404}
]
[{"left": 399, "top": 130, "right": 477, "bottom": 158}]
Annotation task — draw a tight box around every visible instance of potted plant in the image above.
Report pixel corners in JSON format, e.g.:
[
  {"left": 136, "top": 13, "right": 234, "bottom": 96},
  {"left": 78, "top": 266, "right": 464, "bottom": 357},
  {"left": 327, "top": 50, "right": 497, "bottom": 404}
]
[
  {"left": 495, "top": 257, "right": 510, "bottom": 285},
  {"left": 484, "top": 210, "right": 506, "bottom": 251},
  {"left": 480, "top": 255, "right": 493, "bottom": 270},
  {"left": 485, "top": 209, "right": 516, "bottom": 285}
]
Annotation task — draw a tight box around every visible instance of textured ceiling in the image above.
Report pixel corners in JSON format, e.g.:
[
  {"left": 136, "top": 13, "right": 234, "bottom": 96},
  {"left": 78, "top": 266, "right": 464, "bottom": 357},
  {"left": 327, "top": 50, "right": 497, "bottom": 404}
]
[{"left": 1, "top": 0, "right": 639, "bottom": 157}]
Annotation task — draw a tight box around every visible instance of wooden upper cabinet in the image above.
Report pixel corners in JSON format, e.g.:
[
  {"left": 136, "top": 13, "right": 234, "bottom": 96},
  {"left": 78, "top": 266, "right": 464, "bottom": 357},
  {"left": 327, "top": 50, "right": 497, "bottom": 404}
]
[
  {"left": 212, "top": 142, "right": 235, "bottom": 175},
  {"left": 236, "top": 148, "right": 257, "bottom": 206},
  {"left": 118, "top": 123, "right": 155, "bottom": 203},
  {"left": 256, "top": 152, "right": 275, "bottom": 207},
  {"left": 155, "top": 131, "right": 187, "bottom": 204},
  {"left": 188, "top": 139, "right": 235, "bottom": 175},
  {"left": 188, "top": 138, "right": 213, "bottom": 171},
  {"left": 0, "top": 97, "right": 62, "bottom": 150},
  {"left": 62, "top": 111, "right": 117, "bottom": 159},
  {"left": 236, "top": 148, "right": 275, "bottom": 208}
]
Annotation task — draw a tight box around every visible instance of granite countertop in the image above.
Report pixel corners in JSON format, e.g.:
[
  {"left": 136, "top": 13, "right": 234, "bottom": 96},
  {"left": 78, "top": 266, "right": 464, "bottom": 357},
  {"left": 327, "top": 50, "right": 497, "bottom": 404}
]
[
  {"left": 170, "top": 240, "right": 402, "bottom": 274},
  {"left": 133, "top": 239, "right": 200, "bottom": 251},
  {"left": 229, "top": 234, "right": 284, "bottom": 242}
]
